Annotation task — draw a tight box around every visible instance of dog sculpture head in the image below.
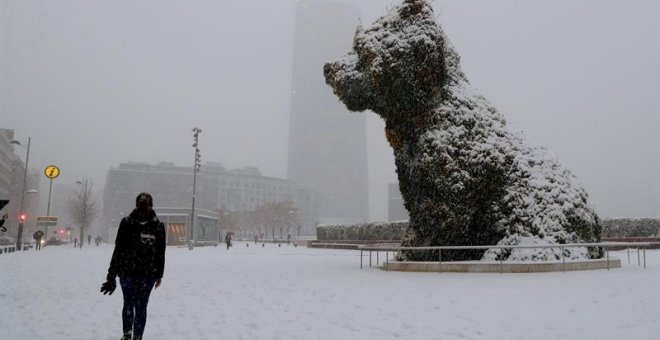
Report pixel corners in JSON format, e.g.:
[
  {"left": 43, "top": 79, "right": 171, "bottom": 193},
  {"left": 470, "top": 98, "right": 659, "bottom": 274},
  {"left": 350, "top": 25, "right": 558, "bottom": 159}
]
[{"left": 324, "top": 0, "right": 449, "bottom": 122}]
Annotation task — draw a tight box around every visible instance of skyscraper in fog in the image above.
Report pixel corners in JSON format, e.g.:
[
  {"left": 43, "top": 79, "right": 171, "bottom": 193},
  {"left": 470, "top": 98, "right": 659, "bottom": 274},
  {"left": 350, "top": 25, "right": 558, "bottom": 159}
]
[{"left": 287, "top": 0, "right": 368, "bottom": 224}]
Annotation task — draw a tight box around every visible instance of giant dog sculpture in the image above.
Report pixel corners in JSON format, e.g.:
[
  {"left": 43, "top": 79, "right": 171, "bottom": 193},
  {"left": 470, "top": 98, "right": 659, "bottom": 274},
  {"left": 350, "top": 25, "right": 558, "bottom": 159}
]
[{"left": 324, "top": 0, "right": 601, "bottom": 261}]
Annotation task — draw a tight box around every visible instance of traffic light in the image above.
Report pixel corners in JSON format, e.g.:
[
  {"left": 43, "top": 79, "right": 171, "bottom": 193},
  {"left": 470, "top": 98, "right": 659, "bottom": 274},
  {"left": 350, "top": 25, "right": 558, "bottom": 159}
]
[{"left": 19, "top": 213, "right": 27, "bottom": 223}]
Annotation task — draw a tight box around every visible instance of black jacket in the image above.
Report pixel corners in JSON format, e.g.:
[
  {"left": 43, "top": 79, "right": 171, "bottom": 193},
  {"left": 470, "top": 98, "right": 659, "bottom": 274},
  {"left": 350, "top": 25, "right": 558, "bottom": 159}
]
[{"left": 107, "top": 209, "right": 166, "bottom": 280}]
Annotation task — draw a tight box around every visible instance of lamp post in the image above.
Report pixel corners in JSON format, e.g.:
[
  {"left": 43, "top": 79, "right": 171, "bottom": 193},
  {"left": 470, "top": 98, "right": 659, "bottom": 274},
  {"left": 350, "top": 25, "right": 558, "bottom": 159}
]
[
  {"left": 9, "top": 137, "right": 30, "bottom": 250},
  {"left": 220, "top": 211, "right": 228, "bottom": 245},
  {"left": 23, "top": 189, "right": 38, "bottom": 241},
  {"left": 75, "top": 180, "right": 87, "bottom": 249},
  {"left": 189, "top": 127, "right": 202, "bottom": 250}
]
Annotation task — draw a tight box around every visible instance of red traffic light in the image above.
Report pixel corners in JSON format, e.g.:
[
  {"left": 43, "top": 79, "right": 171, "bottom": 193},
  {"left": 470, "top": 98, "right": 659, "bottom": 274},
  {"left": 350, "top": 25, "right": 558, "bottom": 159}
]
[{"left": 19, "top": 213, "right": 27, "bottom": 222}]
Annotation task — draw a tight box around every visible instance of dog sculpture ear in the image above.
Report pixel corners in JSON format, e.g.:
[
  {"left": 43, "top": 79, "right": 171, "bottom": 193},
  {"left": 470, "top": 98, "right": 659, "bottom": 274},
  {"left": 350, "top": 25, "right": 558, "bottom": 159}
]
[
  {"left": 400, "top": 0, "right": 428, "bottom": 19},
  {"left": 347, "top": 0, "right": 446, "bottom": 118}
]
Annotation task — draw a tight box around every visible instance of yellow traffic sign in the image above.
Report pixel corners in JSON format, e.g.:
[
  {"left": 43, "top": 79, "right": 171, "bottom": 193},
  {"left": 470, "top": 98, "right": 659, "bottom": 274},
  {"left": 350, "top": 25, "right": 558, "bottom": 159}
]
[{"left": 44, "top": 165, "right": 60, "bottom": 179}]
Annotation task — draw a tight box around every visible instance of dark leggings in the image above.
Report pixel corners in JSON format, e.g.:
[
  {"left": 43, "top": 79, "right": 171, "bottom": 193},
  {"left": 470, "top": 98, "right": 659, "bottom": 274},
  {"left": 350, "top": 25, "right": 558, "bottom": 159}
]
[{"left": 120, "top": 276, "right": 156, "bottom": 337}]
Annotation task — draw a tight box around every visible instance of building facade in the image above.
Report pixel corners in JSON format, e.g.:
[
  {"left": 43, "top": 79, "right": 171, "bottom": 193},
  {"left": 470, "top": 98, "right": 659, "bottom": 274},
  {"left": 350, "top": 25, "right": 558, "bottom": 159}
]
[
  {"left": 388, "top": 182, "right": 409, "bottom": 222},
  {"left": 287, "top": 0, "right": 369, "bottom": 225},
  {"left": 0, "top": 129, "right": 16, "bottom": 201},
  {"left": 0, "top": 129, "right": 40, "bottom": 240},
  {"left": 103, "top": 162, "right": 319, "bottom": 242}
]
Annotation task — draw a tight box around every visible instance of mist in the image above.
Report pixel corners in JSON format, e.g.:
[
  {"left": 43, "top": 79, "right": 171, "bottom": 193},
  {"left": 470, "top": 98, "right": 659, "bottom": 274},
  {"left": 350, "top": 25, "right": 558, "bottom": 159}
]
[{"left": 2, "top": 0, "right": 659, "bottom": 221}]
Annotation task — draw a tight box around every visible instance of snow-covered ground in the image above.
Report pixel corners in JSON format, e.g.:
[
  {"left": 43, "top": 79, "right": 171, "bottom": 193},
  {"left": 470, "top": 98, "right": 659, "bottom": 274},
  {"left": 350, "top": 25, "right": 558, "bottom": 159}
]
[{"left": 1, "top": 242, "right": 658, "bottom": 340}]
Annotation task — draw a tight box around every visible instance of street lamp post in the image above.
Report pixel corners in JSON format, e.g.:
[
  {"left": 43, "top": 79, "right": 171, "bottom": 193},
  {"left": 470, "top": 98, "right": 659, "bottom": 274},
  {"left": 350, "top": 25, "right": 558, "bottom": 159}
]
[
  {"left": 10, "top": 137, "right": 30, "bottom": 250},
  {"left": 75, "top": 180, "right": 87, "bottom": 249},
  {"left": 23, "top": 189, "right": 38, "bottom": 243},
  {"left": 221, "top": 211, "right": 228, "bottom": 245},
  {"left": 189, "top": 127, "right": 202, "bottom": 250}
]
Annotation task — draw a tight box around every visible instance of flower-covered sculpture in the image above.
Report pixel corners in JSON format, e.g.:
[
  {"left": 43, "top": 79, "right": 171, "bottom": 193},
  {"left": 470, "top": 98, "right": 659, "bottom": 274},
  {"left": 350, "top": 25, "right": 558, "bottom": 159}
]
[{"left": 324, "top": 0, "right": 601, "bottom": 261}]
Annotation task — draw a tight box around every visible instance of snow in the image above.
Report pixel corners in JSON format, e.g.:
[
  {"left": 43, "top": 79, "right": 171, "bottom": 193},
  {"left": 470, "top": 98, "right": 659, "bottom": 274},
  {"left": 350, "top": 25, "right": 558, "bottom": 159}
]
[{"left": 1, "top": 244, "right": 658, "bottom": 339}]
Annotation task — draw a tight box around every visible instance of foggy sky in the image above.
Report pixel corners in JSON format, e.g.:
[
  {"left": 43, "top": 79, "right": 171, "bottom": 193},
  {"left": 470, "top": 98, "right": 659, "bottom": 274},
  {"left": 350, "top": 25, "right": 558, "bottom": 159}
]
[{"left": 2, "top": 0, "right": 659, "bottom": 220}]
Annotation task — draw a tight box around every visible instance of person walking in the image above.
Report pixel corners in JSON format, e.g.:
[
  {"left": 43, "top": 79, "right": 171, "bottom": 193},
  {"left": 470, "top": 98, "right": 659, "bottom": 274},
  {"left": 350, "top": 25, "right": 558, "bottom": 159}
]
[
  {"left": 33, "top": 231, "right": 43, "bottom": 251},
  {"left": 74, "top": 238, "right": 77, "bottom": 248},
  {"left": 88, "top": 234, "right": 92, "bottom": 246},
  {"left": 225, "top": 233, "right": 232, "bottom": 250},
  {"left": 100, "top": 193, "right": 166, "bottom": 340}
]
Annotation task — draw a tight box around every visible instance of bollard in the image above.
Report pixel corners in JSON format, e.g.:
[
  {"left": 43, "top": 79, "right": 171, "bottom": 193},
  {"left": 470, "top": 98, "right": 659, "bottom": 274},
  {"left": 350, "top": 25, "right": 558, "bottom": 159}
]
[
  {"left": 561, "top": 246, "right": 566, "bottom": 273},
  {"left": 637, "top": 248, "right": 640, "bottom": 266},
  {"left": 606, "top": 247, "right": 612, "bottom": 269},
  {"left": 643, "top": 247, "right": 646, "bottom": 269},
  {"left": 369, "top": 250, "right": 372, "bottom": 268},
  {"left": 627, "top": 248, "right": 630, "bottom": 264},
  {"left": 386, "top": 250, "right": 389, "bottom": 271},
  {"left": 360, "top": 250, "right": 363, "bottom": 269},
  {"left": 376, "top": 251, "right": 379, "bottom": 265}
]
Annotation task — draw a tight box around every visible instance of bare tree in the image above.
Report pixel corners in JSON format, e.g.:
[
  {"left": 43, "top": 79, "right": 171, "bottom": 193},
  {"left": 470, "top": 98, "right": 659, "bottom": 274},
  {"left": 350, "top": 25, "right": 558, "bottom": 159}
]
[
  {"left": 254, "top": 201, "right": 295, "bottom": 240},
  {"left": 67, "top": 178, "right": 98, "bottom": 248}
]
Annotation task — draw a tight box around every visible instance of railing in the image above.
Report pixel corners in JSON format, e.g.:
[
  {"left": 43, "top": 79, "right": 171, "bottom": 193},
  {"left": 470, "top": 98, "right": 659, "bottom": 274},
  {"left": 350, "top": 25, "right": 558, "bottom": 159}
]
[{"left": 357, "top": 242, "right": 652, "bottom": 273}]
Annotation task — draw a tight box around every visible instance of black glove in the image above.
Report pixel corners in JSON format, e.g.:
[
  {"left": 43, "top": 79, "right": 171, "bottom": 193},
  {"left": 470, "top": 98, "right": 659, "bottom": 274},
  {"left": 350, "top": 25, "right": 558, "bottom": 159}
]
[{"left": 100, "top": 278, "right": 116, "bottom": 295}]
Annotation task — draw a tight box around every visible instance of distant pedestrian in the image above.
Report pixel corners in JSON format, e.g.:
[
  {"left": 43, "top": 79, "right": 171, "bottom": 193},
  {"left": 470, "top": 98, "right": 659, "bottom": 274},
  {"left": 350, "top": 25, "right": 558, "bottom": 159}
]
[
  {"left": 287, "top": 233, "right": 291, "bottom": 245},
  {"left": 225, "top": 233, "right": 232, "bottom": 250},
  {"left": 88, "top": 234, "right": 92, "bottom": 246},
  {"left": 254, "top": 233, "right": 258, "bottom": 244},
  {"left": 33, "top": 231, "right": 43, "bottom": 251},
  {"left": 100, "top": 192, "right": 166, "bottom": 340},
  {"left": 74, "top": 238, "right": 78, "bottom": 248}
]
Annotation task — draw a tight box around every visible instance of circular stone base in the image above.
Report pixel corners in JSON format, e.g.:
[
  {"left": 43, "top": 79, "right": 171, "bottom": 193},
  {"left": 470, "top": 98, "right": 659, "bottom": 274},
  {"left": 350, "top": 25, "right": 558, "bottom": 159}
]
[{"left": 383, "top": 258, "right": 621, "bottom": 273}]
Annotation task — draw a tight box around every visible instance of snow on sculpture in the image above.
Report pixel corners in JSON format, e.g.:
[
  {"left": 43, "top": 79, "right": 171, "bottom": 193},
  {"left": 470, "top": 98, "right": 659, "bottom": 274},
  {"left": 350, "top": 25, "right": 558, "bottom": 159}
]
[{"left": 323, "top": 0, "right": 602, "bottom": 261}]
